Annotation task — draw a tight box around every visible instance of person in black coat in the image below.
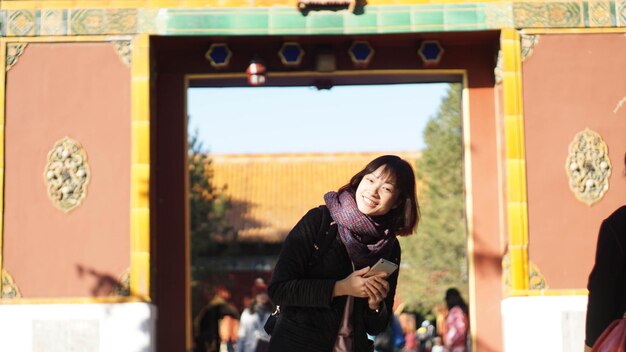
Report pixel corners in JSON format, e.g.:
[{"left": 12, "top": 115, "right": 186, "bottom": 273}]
[
  {"left": 268, "top": 155, "right": 420, "bottom": 352},
  {"left": 584, "top": 153, "right": 626, "bottom": 350}
]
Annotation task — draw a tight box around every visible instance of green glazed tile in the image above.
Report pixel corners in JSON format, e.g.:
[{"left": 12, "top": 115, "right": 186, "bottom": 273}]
[
  {"left": 410, "top": 7, "right": 445, "bottom": 30},
  {"left": 376, "top": 6, "right": 411, "bottom": 29},
  {"left": 344, "top": 12, "right": 378, "bottom": 34},
  {"left": 233, "top": 14, "right": 269, "bottom": 32},
  {"left": 609, "top": 0, "right": 618, "bottom": 26},
  {"left": 444, "top": 6, "right": 479, "bottom": 26},
  {"left": 306, "top": 12, "right": 344, "bottom": 34},
  {"left": 269, "top": 10, "right": 307, "bottom": 34}
]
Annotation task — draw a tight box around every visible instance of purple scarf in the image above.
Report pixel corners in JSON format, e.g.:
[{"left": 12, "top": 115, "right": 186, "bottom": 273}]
[{"left": 324, "top": 191, "right": 396, "bottom": 269}]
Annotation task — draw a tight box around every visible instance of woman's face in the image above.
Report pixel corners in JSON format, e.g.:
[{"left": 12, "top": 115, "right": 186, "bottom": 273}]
[{"left": 355, "top": 165, "right": 400, "bottom": 217}]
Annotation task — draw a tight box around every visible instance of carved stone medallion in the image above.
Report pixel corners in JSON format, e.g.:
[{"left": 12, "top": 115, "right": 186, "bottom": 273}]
[
  {"left": 44, "top": 137, "right": 91, "bottom": 212},
  {"left": 566, "top": 129, "right": 611, "bottom": 206}
]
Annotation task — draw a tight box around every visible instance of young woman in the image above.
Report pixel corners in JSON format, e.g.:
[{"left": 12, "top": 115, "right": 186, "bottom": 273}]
[
  {"left": 443, "top": 288, "right": 469, "bottom": 352},
  {"left": 267, "top": 155, "right": 419, "bottom": 352}
]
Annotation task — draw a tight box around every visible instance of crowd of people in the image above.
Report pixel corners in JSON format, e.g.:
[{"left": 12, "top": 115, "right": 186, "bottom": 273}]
[
  {"left": 192, "top": 280, "right": 470, "bottom": 352},
  {"left": 372, "top": 288, "right": 470, "bottom": 352}
]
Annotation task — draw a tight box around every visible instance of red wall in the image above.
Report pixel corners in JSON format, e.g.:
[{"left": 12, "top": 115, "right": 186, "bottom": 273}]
[
  {"left": 522, "top": 34, "right": 626, "bottom": 289},
  {"left": 4, "top": 42, "right": 131, "bottom": 297}
]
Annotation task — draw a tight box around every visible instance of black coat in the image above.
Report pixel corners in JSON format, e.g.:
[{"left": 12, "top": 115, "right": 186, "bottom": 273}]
[
  {"left": 268, "top": 206, "right": 401, "bottom": 352},
  {"left": 585, "top": 205, "right": 626, "bottom": 347}
]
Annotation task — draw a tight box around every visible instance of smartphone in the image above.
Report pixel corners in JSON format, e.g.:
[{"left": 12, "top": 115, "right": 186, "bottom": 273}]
[{"left": 364, "top": 258, "right": 398, "bottom": 278}]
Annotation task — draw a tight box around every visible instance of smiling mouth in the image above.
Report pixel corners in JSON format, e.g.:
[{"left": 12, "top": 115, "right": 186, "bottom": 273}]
[{"left": 362, "top": 195, "right": 378, "bottom": 207}]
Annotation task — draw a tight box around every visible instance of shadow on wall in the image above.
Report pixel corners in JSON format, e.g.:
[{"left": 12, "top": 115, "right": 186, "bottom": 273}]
[
  {"left": 75, "top": 264, "right": 123, "bottom": 297},
  {"left": 472, "top": 233, "right": 504, "bottom": 277}
]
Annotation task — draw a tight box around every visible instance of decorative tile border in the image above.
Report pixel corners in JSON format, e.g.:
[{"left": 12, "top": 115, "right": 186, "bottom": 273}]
[
  {"left": 2, "top": 1, "right": 626, "bottom": 37},
  {"left": 501, "top": 28, "right": 530, "bottom": 293},
  {"left": 130, "top": 34, "right": 151, "bottom": 300}
]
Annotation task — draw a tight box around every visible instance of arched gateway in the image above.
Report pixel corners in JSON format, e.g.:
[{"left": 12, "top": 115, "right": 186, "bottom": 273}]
[{"left": 1, "top": 1, "right": 625, "bottom": 351}]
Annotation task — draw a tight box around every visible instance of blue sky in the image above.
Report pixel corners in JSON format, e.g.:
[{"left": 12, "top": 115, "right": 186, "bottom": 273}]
[{"left": 187, "top": 83, "right": 450, "bottom": 155}]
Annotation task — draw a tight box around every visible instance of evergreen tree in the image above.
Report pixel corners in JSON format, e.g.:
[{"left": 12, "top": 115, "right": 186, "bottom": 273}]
[
  {"left": 188, "top": 129, "right": 237, "bottom": 281},
  {"left": 398, "top": 83, "right": 468, "bottom": 314}
]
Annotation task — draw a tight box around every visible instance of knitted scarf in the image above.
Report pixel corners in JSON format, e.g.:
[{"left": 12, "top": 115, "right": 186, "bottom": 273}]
[{"left": 324, "top": 191, "right": 396, "bottom": 269}]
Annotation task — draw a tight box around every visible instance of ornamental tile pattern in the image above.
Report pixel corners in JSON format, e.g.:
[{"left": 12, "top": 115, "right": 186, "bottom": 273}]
[
  {"left": 547, "top": 2, "right": 582, "bottom": 27},
  {"left": 619, "top": 0, "right": 626, "bottom": 25},
  {"left": 44, "top": 137, "right": 91, "bottom": 213},
  {"left": 520, "top": 34, "right": 539, "bottom": 62},
  {"left": 1, "top": 270, "right": 22, "bottom": 299},
  {"left": 1, "top": 2, "right": 626, "bottom": 36},
  {"left": 41, "top": 9, "right": 67, "bottom": 36},
  {"left": 586, "top": 1, "right": 614, "bottom": 27},
  {"left": 6, "top": 43, "right": 26, "bottom": 72},
  {"left": 566, "top": 129, "right": 611, "bottom": 206},
  {"left": 70, "top": 8, "right": 138, "bottom": 35},
  {"left": 113, "top": 40, "right": 132, "bottom": 66},
  {"left": 7, "top": 9, "right": 38, "bottom": 36}
]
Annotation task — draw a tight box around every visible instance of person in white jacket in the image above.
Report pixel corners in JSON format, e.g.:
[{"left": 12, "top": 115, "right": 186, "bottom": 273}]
[{"left": 236, "top": 279, "right": 274, "bottom": 352}]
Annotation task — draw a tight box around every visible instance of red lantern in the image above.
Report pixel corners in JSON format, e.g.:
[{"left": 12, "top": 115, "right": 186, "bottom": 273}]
[{"left": 246, "top": 60, "right": 267, "bottom": 86}]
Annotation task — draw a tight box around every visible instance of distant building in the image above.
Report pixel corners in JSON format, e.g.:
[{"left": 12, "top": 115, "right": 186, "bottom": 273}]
[
  {"left": 212, "top": 151, "right": 422, "bottom": 243},
  {"left": 197, "top": 152, "right": 421, "bottom": 313}
]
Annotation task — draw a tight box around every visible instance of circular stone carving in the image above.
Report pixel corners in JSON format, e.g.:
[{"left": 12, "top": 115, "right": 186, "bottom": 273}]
[
  {"left": 44, "top": 137, "right": 91, "bottom": 212},
  {"left": 566, "top": 129, "right": 611, "bottom": 206}
]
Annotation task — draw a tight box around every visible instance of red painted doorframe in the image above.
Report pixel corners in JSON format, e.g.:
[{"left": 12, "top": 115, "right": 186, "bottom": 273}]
[{"left": 151, "top": 31, "right": 502, "bottom": 351}]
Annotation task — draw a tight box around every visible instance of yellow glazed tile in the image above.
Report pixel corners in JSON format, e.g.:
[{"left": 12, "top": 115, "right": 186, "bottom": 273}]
[
  {"left": 131, "top": 252, "right": 150, "bottom": 298},
  {"left": 502, "top": 77, "right": 521, "bottom": 116},
  {"left": 501, "top": 28, "right": 519, "bottom": 41},
  {"left": 132, "top": 208, "right": 150, "bottom": 253},
  {"left": 507, "top": 202, "right": 526, "bottom": 245},
  {"left": 506, "top": 158, "right": 527, "bottom": 201},
  {"left": 132, "top": 164, "right": 150, "bottom": 209},
  {"left": 508, "top": 247, "right": 528, "bottom": 290},
  {"left": 132, "top": 121, "right": 150, "bottom": 165},
  {"left": 0, "top": 128, "right": 4, "bottom": 169},
  {"left": 501, "top": 44, "right": 519, "bottom": 73},
  {"left": 504, "top": 115, "right": 521, "bottom": 158},
  {"left": 131, "top": 53, "right": 149, "bottom": 78},
  {"left": 132, "top": 79, "right": 150, "bottom": 122}
]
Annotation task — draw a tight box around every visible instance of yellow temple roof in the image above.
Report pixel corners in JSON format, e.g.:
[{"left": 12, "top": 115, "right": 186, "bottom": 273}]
[{"left": 212, "top": 152, "right": 421, "bottom": 243}]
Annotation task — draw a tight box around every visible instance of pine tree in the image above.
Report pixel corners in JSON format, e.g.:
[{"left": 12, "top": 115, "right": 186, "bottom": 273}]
[
  {"left": 398, "top": 83, "right": 468, "bottom": 315},
  {"left": 188, "top": 129, "right": 237, "bottom": 281}
]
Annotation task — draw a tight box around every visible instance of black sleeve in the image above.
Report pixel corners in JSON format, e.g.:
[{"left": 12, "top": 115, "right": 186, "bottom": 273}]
[
  {"left": 219, "top": 303, "right": 240, "bottom": 319},
  {"left": 585, "top": 219, "right": 624, "bottom": 347},
  {"left": 364, "top": 240, "right": 401, "bottom": 335},
  {"left": 268, "top": 207, "right": 337, "bottom": 308}
]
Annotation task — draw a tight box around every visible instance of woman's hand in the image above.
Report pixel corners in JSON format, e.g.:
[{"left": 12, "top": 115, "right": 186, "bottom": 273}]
[
  {"left": 364, "top": 273, "right": 389, "bottom": 310},
  {"left": 333, "top": 267, "right": 371, "bottom": 298}
]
